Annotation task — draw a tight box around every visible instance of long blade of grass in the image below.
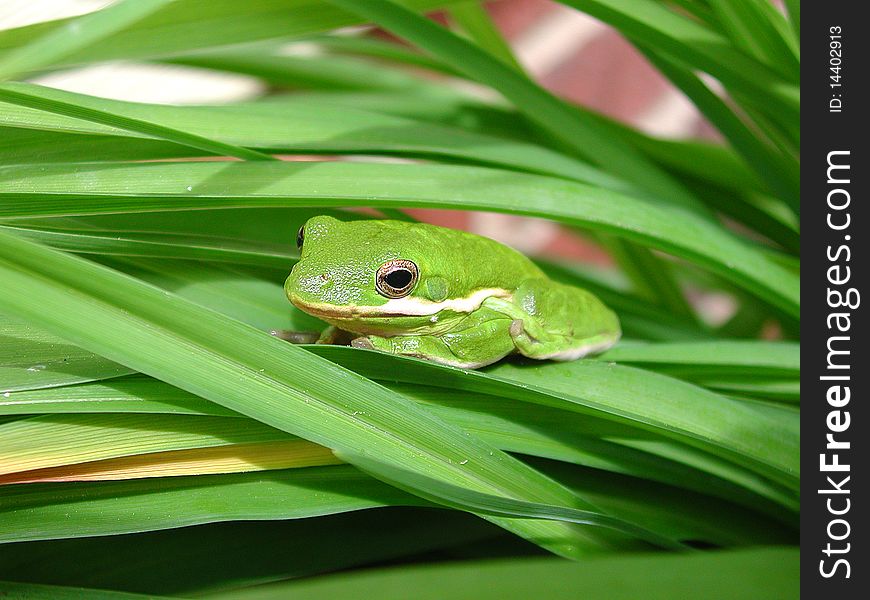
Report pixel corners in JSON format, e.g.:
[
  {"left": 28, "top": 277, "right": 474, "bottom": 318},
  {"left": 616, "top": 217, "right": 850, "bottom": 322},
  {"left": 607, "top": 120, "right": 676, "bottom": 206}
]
[
  {"left": 0, "top": 582, "right": 156, "bottom": 600},
  {"left": 733, "top": 92, "right": 800, "bottom": 157},
  {"left": 0, "top": 466, "right": 421, "bottom": 543},
  {"left": 680, "top": 180, "right": 799, "bottom": 254},
  {"left": 342, "top": 453, "right": 688, "bottom": 550},
  {"left": 707, "top": 0, "right": 799, "bottom": 75},
  {"left": 164, "top": 51, "right": 441, "bottom": 92},
  {"left": 533, "top": 458, "right": 794, "bottom": 543},
  {"left": 0, "top": 229, "right": 626, "bottom": 557},
  {"left": 0, "top": 375, "right": 235, "bottom": 416},
  {"left": 0, "top": 369, "right": 792, "bottom": 516},
  {"left": 446, "top": 2, "right": 522, "bottom": 71},
  {"left": 0, "top": 126, "right": 193, "bottom": 164},
  {"left": 312, "top": 346, "right": 799, "bottom": 489},
  {"left": 304, "top": 34, "right": 462, "bottom": 76},
  {"left": 245, "top": 89, "right": 782, "bottom": 224},
  {"left": 7, "top": 207, "right": 344, "bottom": 254},
  {"left": 557, "top": 0, "right": 799, "bottom": 118},
  {"left": 641, "top": 49, "right": 799, "bottom": 214},
  {"left": 0, "top": 414, "right": 292, "bottom": 475},
  {"left": 0, "top": 89, "right": 627, "bottom": 191},
  {"left": 202, "top": 548, "right": 799, "bottom": 600},
  {"left": 5, "top": 98, "right": 631, "bottom": 191},
  {"left": 0, "top": 224, "right": 297, "bottom": 267},
  {"left": 783, "top": 0, "right": 799, "bottom": 39},
  {"left": 4, "top": 459, "right": 731, "bottom": 550},
  {"left": 0, "top": 440, "right": 340, "bottom": 485},
  {"left": 0, "top": 510, "right": 501, "bottom": 594},
  {"left": 617, "top": 435, "right": 797, "bottom": 513},
  {"left": 0, "top": 161, "right": 800, "bottom": 316},
  {"left": 249, "top": 90, "right": 771, "bottom": 199},
  {"left": 0, "top": 0, "right": 456, "bottom": 67},
  {"left": 324, "top": 0, "right": 703, "bottom": 210},
  {"left": 596, "top": 238, "right": 694, "bottom": 318},
  {"left": 0, "top": 0, "right": 174, "bottom": 82},
  {"left": 0, "top": 83, "right": 276, "bottom": 162},
  {"left": 1, "top": 314, "right": 134, "bottom": 392},
  {"left": 601, "top": 340, "right": 799, "bottom": 378}
]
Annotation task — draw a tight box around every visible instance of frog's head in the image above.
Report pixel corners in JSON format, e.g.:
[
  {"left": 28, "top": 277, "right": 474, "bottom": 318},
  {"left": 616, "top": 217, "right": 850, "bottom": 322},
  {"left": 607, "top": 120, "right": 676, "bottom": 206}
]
[{"left": 284, "top": 215, "right": 522, "bottom": 335}]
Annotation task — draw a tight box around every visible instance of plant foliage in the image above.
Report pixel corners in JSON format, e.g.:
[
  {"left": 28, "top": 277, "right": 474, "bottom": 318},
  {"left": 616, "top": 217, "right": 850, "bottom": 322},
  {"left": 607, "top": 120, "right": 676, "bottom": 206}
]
[{"left": 0, "top": 0, "right": 799, "bottom": 597}]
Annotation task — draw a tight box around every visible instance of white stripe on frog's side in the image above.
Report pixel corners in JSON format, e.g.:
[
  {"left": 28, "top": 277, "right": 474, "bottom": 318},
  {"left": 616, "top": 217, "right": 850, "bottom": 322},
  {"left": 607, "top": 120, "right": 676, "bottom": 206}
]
[
  {"left": 294, "top": 287, "right": 513, "bottom": 318},
  {"left": 537, "top": 334, "right": 620, "bottom": 361}
]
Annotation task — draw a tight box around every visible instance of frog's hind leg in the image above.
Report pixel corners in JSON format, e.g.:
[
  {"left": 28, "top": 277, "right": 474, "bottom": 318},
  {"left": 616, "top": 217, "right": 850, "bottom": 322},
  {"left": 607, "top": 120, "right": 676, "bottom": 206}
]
[
  {"left": 351, "top": 311, "right": 516, "bottom": 369},
  {"left": 484, "top": 279, "right": 621, "bottom": 362},
  {"left": 508, "top": 319, "right": 620, "bottom": 361}
]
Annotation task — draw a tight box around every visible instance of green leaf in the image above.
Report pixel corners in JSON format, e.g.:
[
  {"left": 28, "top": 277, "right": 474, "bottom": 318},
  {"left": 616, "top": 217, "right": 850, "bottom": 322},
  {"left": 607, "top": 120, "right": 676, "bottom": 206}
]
[
  {"left": 324, "top": 0, "right": 703, "bottom": 210},
  {"left": 0, "top": 414, "right": 291, "bottom": 475},
  {"left": 312, "top": 347, "right": 799, "bottom": 489},
  {"left": 107, "top": 258, "right": 323, "bottom": 333},
  {"left": 783, "top": 0, "right": 799, "bottom": 39},
  {"left": 0, "top": 83, "right": 276, "bottom": 162},
  {"left": 343, "top": 453, "right": 687, "bottom": 550},
  {"left": 203, "top": 548, "right": 799, "bottom": 600},
  {"left": 700, "top": 377, "right": 800, "bottom": 403},
  {"left": 0, "top": 358, "right": 793, "bottom": 514},
  {"left": 0, "top": 0, "right": 456, "bottom": 67},
  {"left": 596, "top": 238, "right": 695, "bottom": 318},
  {"left": 163, "top": 50, "right": 441, "bottom": 92},
  {"left": 0, "top": 224, "right": 297, "bottom": 268},
  {"left": 0, "top": 510, "right": 501, "bottom": 594},
  {"left": 0, "top": 161, "right": 800, "bottom": 317},
  {"left": 0, "top": 87, "right": 626, "bottom": 190},
  {"left": 0, "top": 581, "right": 157, "bottom": 600},
  {"left": 0, "top": 375, "right": 236, "bottom": 416},
  {"left": 0, "top": 466, "right": 418, "bottom": 543},
  {"left": 0, "top": 126, "right": 191, "bottom": 164},
  {"left": 308, "top": 33, "right": 462, "bottom": 77},
  {"left": 641, "top": 50, "right": 799, "bottom": 214},
  {"left": 0, "top": 0, "right": 174, "bottom": 82},
  {"left": 533, "top": 458, "right": 794, "bottom": 544},
  {"left": 600, "top": 340, "right": 799, "bottom": 378},
  {"left": 447, "top": 2, "right": 523, "bottom": 71},
  {"left": 707, "top": 0, "right": 799, "bottom": 77},
  {"left": 1, "top": 314, "right": 133, "bottom": 392},
  {"left": 557, "top": 0, "right": 799, "bottom": 119}
]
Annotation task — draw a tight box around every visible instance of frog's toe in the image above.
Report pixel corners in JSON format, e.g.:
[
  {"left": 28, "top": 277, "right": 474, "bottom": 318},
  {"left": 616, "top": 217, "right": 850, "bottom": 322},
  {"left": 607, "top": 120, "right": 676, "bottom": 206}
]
[
  {"left": 350, "top": 336, "right": 375, "bottom": 350},
  {"left": 270, "top": 329, "right": 320, "bottom": 344},
  {"left": 509, "top": 319, "right": 537, "bottom": 345}
]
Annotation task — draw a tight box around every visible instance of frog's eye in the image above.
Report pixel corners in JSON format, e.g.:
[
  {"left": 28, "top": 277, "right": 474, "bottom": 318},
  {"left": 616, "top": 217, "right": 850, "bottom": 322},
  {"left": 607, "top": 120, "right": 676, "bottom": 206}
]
[
  {"left": 376, "top": 259, "right": 418, "bottom": 298},
  {"left": 296, "top": 225, "right": 305, "bottom": 249}
]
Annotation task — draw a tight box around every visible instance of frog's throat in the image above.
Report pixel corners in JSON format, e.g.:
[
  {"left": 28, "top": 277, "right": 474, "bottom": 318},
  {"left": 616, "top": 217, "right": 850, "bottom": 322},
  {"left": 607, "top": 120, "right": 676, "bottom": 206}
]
[{"left": 292, "top": 287, "right": 512, "bottom": 318}]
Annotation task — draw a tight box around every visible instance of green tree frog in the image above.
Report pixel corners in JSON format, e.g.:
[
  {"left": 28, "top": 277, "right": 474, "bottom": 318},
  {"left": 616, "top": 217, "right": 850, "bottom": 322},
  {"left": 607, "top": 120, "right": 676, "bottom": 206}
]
[{"left": 285, "top": 216, "right": 620, "bottom": 369}]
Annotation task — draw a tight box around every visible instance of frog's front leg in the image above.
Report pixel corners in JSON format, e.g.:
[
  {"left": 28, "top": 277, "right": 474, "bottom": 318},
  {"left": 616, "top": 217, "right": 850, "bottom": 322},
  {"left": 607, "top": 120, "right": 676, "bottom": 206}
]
[
  {"left": 316, "top": 325, "right": 357, "bottom": 345},
  {"left": 351, "top": 310, "right": 516, "bottom": 369},
  {"left": 271, "top": 326, "right": 354, "bottom": 345},
  {"left": 270, "top": 329, "right": 320, "bottom": 344}
]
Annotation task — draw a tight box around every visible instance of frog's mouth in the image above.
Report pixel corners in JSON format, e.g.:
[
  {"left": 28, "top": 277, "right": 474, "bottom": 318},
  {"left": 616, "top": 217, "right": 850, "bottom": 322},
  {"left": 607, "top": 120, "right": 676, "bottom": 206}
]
[{"left": 289, "top": 288, "right": 512, "bottom": 319}]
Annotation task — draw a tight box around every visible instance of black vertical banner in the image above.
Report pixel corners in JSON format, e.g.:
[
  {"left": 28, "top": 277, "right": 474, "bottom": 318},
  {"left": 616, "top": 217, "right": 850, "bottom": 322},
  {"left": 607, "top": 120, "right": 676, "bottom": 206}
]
[{"left": 803, "top": 2, "right": 867, "bottom": 597}]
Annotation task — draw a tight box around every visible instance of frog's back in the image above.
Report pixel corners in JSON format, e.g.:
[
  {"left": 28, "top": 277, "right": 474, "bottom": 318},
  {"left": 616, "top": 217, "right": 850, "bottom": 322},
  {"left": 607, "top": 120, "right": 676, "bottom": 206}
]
[{"left": 349, "top": 218, "right": 546, "bottom": 292}]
